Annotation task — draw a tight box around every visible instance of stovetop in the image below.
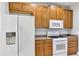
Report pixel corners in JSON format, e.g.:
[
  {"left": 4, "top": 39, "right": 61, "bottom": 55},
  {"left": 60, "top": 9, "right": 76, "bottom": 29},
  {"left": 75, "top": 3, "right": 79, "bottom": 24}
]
[
  {"left": 48, "top": 36, "right": 66, "bottom": 38},
  {"left": 48, "top": 34, "right": 70, "bottom": 38}
]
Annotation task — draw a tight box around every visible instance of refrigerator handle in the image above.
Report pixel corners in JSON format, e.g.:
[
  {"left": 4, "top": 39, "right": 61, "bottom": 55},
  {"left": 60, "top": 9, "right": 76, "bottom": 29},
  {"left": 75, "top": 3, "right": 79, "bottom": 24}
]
[{"left": 19, "top": 24, "right": 22, "bottom": 52}]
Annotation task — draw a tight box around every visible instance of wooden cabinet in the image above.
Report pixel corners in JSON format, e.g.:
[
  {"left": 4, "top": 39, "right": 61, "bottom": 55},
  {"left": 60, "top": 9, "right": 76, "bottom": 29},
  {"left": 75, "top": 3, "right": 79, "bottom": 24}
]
[
  {"left": 35, "top": 40, "right": 44, "bottom": 56},
  {"left": 34, "top": 6, "right": 43, "bottom": 28},
  {"left": 9, "top": 2, "right": 34, "bottom": 14},
  {"left": 34, "top": 6, "right": 49, "bottom": 28},
  {"left": 49, "top": 6, "right": 64, "bottom": 20},
  {"left": 9, "top": 2, "right": 73, "bottom": 28},
  {"left": 41, "top": 6, "right": 49, "bottom": 28},
  {"left": 22, "top": 3, "right": 34, "bottom": 14},
  {"left": 56, "top": 7, "right": 64, "bottom": 20},
  {"left": 49, "top": 6, "right": 73, "bottom": 28},
  {"left": 49, "top": 6, "right": 57, "bottom": 19},
  {"left": 35, "top": 39, "right": 52, "bottom": 56},
  {"left": 44, "top": 39, "right": 52, "bottom": 56},
  {"left": 9, "top": 2, "right": 22, "bottom": 13},
  {"left": 68, "top": 36, "right": 78, "bottom": 55},
  {"left": 63, "top": 9, "right": 73, "bottom": 28}
]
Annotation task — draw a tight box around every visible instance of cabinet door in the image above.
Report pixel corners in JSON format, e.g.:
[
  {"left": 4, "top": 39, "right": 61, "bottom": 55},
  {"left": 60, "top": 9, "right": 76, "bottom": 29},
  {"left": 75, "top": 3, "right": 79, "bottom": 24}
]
[
  {"left": 34, "top": 6, "right": 43, "bottom": 28},
  {"left": 9, "top": 2, "right": 22, "bottom": 13},
  {"left": 49, "top": 6, "right": 57, "bottom": 19},
  {"left": 22, "top": 3, "right": 34, "bottom": 14},
  {"left": 41, "top": 6, "right": 49, "bottom": 28},
  {"left": 35, "top": 40, "right": 44, "bottom": 56},
  {"left": 68, "top": 47, "right": 77, "bottom": 55},
  {"left": 68, "top": 10, "right": 73, "bottom": 28},
  {"left": 44, "top": 44, "right": 52, "bottom": 56},
  {"left": 57, "top": 7, "right": 64, "bottom": 20},
  {"left": 44, "top": 39, "right": 52, "bottom": 56},
  {"left": 35, "top": 44, "right": 44, "bottom": 56},
  {"left": 68, "top": 36, "right": 78, "bottom": 55},
  {"left": 63, "top": 9, "right": 73, "bottom": 28}
]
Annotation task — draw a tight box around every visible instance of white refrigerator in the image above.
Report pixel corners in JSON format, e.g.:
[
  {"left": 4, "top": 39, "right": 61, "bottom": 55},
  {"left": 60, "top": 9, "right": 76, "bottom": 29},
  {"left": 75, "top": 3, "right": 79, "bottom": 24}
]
[{"left": 0, "top": 15, "right": 35, "bottom": 56}]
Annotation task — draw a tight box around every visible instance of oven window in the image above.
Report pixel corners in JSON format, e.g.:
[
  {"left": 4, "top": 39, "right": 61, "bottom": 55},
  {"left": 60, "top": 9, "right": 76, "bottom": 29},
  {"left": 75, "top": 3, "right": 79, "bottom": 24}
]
[{"left": 56, "top": 44, "right": 65, "bottom": 50}]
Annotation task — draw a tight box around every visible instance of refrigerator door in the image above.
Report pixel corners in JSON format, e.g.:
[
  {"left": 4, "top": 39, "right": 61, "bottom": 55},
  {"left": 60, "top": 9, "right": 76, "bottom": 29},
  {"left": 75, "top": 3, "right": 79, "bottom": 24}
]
[
  {"left": 0, "top": 15, "right": 18, "bottom": 56},
  {"left": 19, "top": 16, "right": 35, "bottom": 56}
]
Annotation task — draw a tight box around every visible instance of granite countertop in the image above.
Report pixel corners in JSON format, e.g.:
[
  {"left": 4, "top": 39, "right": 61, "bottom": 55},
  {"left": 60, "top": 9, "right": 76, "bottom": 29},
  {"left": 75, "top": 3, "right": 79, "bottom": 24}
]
[
  {"left": 35, "top": 34, "right": 78, "bottom": 40},
  {"left": 35, "top": 35, "right": 52, "bottom": 40}
]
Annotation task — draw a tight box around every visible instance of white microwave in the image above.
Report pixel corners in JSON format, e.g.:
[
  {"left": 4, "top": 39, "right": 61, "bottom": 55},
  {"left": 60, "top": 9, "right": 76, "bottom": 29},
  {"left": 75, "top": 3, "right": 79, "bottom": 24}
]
[{"left": 49, "top": 20, "right": 64, "bottom": 28}]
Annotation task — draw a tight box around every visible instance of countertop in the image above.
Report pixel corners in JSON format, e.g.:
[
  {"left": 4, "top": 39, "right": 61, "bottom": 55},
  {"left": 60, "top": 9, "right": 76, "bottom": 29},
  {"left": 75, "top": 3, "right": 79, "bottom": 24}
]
[{"left": 35, "top": 34, "right": 78, "bottom": 40}]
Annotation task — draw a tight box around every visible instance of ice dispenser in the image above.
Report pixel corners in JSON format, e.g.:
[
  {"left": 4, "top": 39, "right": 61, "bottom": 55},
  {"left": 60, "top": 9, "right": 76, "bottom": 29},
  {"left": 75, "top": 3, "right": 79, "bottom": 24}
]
[{"left": 6, "top": 32, "right": 16, "bottom": 45}]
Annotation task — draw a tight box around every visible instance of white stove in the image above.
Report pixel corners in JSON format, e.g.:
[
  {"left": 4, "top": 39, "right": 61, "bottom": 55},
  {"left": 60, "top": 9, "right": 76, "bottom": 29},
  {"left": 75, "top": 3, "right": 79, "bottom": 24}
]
[
  {"left": 53, "top": 37, "right": 67, "bottom": 56},
  {"left": 47, "top": 30, "right": 68, "bottom": 56}
]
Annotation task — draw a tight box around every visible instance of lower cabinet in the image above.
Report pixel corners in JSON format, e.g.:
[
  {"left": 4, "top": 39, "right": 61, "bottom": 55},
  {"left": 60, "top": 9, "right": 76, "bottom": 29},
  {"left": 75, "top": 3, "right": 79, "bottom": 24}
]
[
  {"left": 35, "top": 44, "right": 44, "bottom": 56},
  {"left": 35, "top": 36, "right": 78, "bottom": 56},
  {"left": 35, "top": 39, "right": 52, "bottom": 56},
  {"left": 44, "top": 44, "right": 52, "bottom": 56},
  {"left": 35, "top": 40, "right": 44, "bottom": 56},
  {"left": 44, "top": 39, "right": 52, "bottom": 56},
  {"left": 68, "top": 47, "right": 77, "bottom": 55},
  {"left": 68, "top": 36, "right": 78, "bottom": 55}
]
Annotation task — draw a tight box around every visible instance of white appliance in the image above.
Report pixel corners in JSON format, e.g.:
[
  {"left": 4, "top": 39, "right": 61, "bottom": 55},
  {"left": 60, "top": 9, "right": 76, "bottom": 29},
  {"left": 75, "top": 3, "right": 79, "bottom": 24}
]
[
  {"left": 49, "top": 20, "right": 63, "bottom": 28},
  {"left": 47, "top": 30, "right": 67, "bottom": 56},
  {"left": 53, "top": 38, "right": 67, "bottom": 56},
  {"left": 0, "top": 15, "right": 35, "bottom": 56}
]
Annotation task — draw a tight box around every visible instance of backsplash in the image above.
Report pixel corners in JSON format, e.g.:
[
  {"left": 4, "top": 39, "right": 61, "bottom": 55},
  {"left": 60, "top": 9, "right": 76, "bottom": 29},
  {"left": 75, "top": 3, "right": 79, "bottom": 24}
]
[
  {"left": 35, "top": 28, "right": 47, "bottom": 35},
  {"left": 35, "top": 28, "right": 72, "bottom": 36}
]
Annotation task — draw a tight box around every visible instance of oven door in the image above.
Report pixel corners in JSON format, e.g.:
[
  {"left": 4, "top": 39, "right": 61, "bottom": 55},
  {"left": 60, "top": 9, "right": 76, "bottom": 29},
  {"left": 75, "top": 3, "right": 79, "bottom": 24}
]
[{"left": 53, "top": 40, "right": 67, "bottom": 54}]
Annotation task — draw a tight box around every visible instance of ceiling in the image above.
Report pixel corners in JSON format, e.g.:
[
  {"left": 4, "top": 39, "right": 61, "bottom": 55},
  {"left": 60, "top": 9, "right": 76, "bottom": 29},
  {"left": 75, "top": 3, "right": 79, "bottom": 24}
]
[
  {"left": 50, "top": 2, "right": 79, "bottom": 7},
  {"left": 32, "top": 2, "right": 79, "bottom": 7}
]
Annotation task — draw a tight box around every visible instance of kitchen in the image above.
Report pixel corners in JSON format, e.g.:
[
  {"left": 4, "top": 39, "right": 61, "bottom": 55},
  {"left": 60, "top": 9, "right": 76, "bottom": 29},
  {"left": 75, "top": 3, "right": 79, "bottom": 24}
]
[{"left": 0, "top": 2, "right": 79, "bottom": 56}]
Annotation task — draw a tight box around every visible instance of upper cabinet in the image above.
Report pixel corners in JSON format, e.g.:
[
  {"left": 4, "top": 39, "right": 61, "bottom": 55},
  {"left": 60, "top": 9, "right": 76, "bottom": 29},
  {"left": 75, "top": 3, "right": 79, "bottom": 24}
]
[
  {"left": 41, "top": 6, "right": 49, "bottom": 28},
  {"left": 9, "top": 2, "right": 22, "bottom": 13},
  {"left": 63, "top": 9, "right": 73, "bottom": 28},
  {"left": 9, "top": 2, "right": 34, "bottom": 15},
  {"left": 56, "top": 7, "right": 64, "bottom": 20},
  {"left": 34, "top": 5, "right": 49, "bottom": 28},
  {"left": 22, "top": 3, "right": 34, "bottom": 14},
  {"left": 49, "top": 6, "right": 57, "bottom": 19},
  {"left": 34, "top": 5, "right": 43, "bottom": 28},
  {"left": 49, "top": 6, "right": 64, "bottom": 20},
  {"left": 9, "top": 2, "right": 73, "bottom": 29}
]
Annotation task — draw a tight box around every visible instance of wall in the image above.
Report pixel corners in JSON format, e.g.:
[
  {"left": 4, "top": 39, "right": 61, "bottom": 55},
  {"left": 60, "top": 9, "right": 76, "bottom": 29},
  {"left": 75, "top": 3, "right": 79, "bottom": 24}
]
[
  {"left": 70, "top": 5, "right": 79, "bottom": 54},
  {"left": 35, "top": 28, "right": 71, "bottom": 36}
]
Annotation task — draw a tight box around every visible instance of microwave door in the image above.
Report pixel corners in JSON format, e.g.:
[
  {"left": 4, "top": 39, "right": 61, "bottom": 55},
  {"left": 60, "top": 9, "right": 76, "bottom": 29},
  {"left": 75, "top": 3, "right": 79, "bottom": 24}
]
[{"left": 49, "top": 20, "right": 63, "bottom": 28}]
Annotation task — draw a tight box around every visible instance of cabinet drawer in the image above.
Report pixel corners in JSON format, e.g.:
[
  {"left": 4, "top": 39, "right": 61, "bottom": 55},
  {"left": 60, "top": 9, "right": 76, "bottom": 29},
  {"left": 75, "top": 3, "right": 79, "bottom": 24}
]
[
  {"left": 35, "top": 40, "right": 44, "bottom": 45},
  {"left": 44, "top": 39, "right": 52, "bottom": 44},
  {"left": 68, "top": 47, "right": 77, "bottom": 55},
  {"left": 68, "top": 39, "right": 77, "bottom": 42},
  {"left": 68, "top": 42, "right": 77, "bottom": 47}
]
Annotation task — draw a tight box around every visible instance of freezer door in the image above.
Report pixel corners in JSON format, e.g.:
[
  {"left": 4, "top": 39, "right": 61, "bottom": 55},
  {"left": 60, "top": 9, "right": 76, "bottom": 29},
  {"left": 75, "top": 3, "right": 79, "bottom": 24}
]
[
  {"left": 19, "top": 16, "right": 35, "bottom": 56},
  {"left": 0, "top": 15, "right": 18, "bottom": 56}
]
